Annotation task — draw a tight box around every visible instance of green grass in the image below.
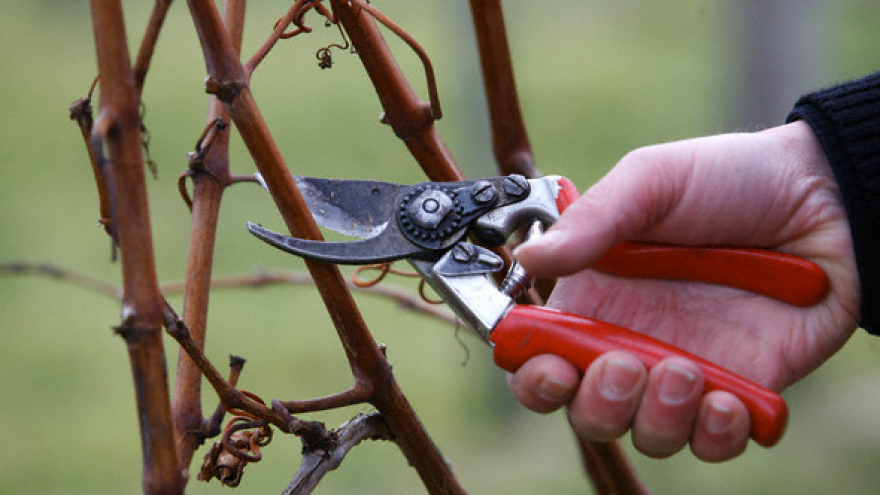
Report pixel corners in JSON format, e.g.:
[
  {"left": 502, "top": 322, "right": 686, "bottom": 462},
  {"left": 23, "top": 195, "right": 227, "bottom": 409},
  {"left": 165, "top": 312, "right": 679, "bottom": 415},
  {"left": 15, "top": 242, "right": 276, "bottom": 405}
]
[{"left": 3, "top": 1, "right": 880, "bottom": 494}]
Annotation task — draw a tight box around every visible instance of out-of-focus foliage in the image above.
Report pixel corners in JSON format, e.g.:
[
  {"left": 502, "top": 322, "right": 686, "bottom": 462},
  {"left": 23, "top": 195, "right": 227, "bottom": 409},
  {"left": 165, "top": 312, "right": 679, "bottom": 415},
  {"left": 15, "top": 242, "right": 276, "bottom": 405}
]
[{"left": 2, "top": 1, "right": 880, "bottom": 494}]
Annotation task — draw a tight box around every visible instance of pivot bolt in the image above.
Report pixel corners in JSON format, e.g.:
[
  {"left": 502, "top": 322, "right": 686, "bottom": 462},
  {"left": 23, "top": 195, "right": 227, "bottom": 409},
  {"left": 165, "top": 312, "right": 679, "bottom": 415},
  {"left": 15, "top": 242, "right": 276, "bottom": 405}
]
[{"left": 408, "top": 189, "right": 453, "bottom": 230}]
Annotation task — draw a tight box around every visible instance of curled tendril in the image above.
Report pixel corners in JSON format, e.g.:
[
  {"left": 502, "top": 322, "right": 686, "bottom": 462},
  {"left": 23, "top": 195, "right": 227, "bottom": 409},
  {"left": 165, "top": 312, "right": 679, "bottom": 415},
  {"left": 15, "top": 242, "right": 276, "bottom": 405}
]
[
  {"left": 222, "top": 417, "right": 273, "bottom": 463},
  {"left": 315, "top": 46, "right": 335, "bottom": 69},
  {"left": 315, "top": 17, "right": 351, "bottom": 69},
  {"left": 274, "top": 13, "right": 311, "bottom": 39},
  {"left": 272, "top": 1, "right": 336, "bottom": 40},
  {"left": 352, "top": 262, "right": 418, "bottom": 288},
  {"left": 353, "top": 263, "right": 444, "bottom": 305},
  {"left": 199, "top": 391, "right": 274, "bottom": 487}
]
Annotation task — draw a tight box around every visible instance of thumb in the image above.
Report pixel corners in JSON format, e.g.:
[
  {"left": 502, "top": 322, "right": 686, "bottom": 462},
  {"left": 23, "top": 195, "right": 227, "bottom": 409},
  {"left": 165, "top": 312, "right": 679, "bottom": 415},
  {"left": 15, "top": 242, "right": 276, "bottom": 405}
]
[{"left": 516, "top": 146, "right": 691, "bottom": 278}]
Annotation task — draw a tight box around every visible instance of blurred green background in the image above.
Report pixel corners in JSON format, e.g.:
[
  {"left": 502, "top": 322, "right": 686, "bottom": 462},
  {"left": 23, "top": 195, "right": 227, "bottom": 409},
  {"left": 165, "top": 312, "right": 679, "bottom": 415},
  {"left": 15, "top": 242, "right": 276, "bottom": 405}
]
[{"left": 3, "top": 1, "right": 880, "bottom": 494}]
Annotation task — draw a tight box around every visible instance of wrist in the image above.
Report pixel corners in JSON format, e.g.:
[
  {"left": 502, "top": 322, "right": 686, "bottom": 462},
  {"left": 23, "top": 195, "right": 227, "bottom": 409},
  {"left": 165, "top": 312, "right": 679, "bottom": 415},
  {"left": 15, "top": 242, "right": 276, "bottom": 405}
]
[
  {"left": 763, "top": 120, "right": 833, "bottom": 185},
  {"left": 787, "top": 73, "right": 880, "bottom": 334}
]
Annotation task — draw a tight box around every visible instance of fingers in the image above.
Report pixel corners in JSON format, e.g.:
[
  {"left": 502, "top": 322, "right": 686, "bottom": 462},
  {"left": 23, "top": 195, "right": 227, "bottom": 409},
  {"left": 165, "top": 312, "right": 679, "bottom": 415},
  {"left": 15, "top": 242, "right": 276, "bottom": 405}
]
[
  {"left": 691, "top": 390, "right": 750, "bottom": 462},
  {"left": 568, "top": 354, "right": 708, "bottom": 457},
  {"left": 629, "top": 358, "right": 705, "bottom": 458},
  {"left": 507, "top": 354, "right": 580, "bottom": 413},
  {"left": 567, "top": 351, "right": 647, "bottom": 442},
  {"left": 509, "top": 353, "right": 751, "bottom": 462}
]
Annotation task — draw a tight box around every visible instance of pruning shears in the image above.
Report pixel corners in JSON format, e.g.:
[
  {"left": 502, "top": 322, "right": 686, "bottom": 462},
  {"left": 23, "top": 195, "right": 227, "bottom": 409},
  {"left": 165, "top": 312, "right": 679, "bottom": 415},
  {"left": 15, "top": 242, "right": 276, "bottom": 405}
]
[{"left": 247, "top": 173, "right": 829, "bottom": 448}]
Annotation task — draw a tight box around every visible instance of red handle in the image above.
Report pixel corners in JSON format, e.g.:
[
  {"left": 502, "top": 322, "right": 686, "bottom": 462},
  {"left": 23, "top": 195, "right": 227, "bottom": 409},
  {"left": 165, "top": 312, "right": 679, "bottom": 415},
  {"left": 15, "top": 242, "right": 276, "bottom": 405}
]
[
  {"left": 492, "top": 305, "right": 787, "bottom": 447},
  {"left": 548, "top": 178, "right": 827, "bottom": 307},
  {"left": 593, "top": 241, "right": 829, "bottom": 307},
  {"left": 554, "top": 176, "right": 580, "bottom": 213}
]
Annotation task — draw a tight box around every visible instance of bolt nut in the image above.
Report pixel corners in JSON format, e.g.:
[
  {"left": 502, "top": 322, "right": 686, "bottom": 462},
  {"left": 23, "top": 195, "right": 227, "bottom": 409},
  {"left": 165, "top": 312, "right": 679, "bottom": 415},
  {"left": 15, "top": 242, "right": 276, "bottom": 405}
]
[
  {"left": 503, "top": 174, "right": 530, "bottom": 198},
  {"left": 470, "top": 180, "right": 498, "bottom": 204},
  {"left": 452, "top": 243, "right": 476, "bottom": 263}
]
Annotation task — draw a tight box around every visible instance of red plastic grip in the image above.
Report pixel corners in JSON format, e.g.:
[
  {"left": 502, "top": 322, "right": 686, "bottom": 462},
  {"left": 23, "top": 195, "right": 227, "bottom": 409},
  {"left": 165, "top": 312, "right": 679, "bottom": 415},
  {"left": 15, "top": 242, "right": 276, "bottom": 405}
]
[
  {"left": 492, "top": 305, "right": 788, "bottom": 447},
  {"left": 554, "top": 176, "right": 580, "bottom": 214},
  {"left": 593, "top": 241, "right": 829, "bottom": 307}
]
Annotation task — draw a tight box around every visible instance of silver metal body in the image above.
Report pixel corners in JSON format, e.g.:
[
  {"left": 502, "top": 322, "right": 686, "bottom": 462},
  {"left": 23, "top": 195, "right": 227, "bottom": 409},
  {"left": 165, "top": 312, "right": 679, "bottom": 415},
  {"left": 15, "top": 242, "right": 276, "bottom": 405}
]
[
  {"left": 408, "top": 220, "right": 548, "bottom": 343},
  {"left": 409, "top": 247, "right": 514, "bottom": 342},
  {"left": 472, "top": 176, "right": 564, "bottom": 243}
]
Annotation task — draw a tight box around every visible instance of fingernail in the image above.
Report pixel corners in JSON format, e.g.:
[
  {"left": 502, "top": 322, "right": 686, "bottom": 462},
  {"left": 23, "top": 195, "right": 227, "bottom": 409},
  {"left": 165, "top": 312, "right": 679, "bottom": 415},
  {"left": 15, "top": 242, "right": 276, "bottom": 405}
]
[
  {"left": 538, "top": 375, "right": 576, "bottom": 402},
  {"left": 598, "top": 358, "right": 643, "bottom": 401},
  {"left": 658, "top": 364, "right": 700, "bottom": 405},
  {"left": 704, "top": 401, "right": 735, "bottom": 435}
]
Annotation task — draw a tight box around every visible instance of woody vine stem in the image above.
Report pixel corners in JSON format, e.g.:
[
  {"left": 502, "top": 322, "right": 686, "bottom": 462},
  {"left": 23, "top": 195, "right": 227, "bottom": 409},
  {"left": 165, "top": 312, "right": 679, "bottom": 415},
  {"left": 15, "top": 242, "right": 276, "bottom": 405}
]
[{"left": 72, "top": 0, "right": 649, "bottom": 493}]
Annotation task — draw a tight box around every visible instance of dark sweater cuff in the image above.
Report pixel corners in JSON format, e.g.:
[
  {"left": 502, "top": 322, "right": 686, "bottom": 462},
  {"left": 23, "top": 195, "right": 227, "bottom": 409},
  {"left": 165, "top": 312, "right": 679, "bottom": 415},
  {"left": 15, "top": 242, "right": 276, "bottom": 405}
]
[{"left": 787, "top": 72, "right": 880, "bottom": 334}]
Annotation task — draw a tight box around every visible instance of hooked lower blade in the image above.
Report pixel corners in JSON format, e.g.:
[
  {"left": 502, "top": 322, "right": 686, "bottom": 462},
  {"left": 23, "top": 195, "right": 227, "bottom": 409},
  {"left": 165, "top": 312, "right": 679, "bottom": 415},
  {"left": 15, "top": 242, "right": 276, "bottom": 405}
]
[
  {"left": 256, "top": 173, "right": 407, "bottom": 239},
  {"left": 247, "top": 222, "right": 431, "bottom": 264}
]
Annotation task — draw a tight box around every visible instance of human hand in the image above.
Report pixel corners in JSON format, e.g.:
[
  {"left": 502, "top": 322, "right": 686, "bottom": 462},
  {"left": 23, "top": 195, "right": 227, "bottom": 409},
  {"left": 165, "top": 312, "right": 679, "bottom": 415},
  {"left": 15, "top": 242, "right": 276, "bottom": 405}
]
[{"left": 509, "top": 120, "right": 860, "bottom": 461}]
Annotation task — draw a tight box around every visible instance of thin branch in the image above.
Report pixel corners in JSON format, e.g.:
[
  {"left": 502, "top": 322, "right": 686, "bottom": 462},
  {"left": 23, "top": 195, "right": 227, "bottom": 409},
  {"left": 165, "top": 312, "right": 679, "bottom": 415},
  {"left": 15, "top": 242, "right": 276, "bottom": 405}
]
[
  {"left": 172, "top": 0, "right": 248, "bottom": 473},
  {"left": 133, "top": 0, "right": 174, "bottom": 91},
  {"left": 467, "top": 0, "right": 537, "bottom": 178},
  {"left": 577, "top": 439, "right": 651, "bottom": 495},
  {"left": 348, "top": 0, "right": 442, "bottom": 119},
  {"left": 0, "top": 262, "right": 457, "bottom": 326},
  {"left": 0, "top": 262, "right": 121, "bottom": 299},
  {"left": 200, "top": 355, "right": 248, "bottom": 441},
  {"left": 162, "top": 301, "right": 288, "bottom": 431},
  {"left": 84, "top": 104, "right": 119, "bottom": 244},
  {"left": 162, "top": 302, "right": 383, "bottom": 446},
  {"left": 278, "top": 385, "right": 372, "bottom": 415},
  {"left": 282, "top": 412, "right": 394, "bottom": 495},
  {"left": 331, "top": 0, "right": 461, "bottom": 181},
  {"left": 244, "top": 0, "right": 314, "bottom": 77},
  {"left": 90, "top": 1, "right": 183, "bottom": 494},
  {"left": 166, "top": 270, "right": 459, "bottom": 325},
  {"left": 70, "top": 77, "right": 116, "bottom": 241}
]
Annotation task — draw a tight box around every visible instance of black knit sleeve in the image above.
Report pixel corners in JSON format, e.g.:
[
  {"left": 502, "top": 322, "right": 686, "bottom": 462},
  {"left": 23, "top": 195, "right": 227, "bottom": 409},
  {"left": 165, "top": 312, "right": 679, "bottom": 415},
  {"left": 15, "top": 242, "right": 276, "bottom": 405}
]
[{"left": 787, "top": 72, "right": 880, "bottom": 334}]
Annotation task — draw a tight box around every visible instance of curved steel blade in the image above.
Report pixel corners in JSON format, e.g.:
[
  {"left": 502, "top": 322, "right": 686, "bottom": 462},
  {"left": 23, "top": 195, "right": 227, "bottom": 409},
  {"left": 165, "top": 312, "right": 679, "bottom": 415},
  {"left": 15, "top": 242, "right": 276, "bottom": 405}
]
[
  {"left": 256, "top": 173, "right": 407, "bottom": 239},
  {"left": 247, "top": 222, "right": 432, "bottom": 264}
]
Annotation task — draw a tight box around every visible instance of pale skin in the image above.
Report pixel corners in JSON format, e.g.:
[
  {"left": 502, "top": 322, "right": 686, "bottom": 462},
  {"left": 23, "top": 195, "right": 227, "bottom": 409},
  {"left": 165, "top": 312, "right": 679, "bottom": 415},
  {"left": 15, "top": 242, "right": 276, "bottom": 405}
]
[{"left": 509, "top": 120, "right": 861, "bottom": 462}]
